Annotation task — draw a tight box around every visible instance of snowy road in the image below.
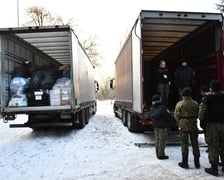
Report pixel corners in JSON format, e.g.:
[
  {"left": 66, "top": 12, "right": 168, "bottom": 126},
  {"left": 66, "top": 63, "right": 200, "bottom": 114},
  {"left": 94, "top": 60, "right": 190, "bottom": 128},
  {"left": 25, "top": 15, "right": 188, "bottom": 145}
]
[{"left": 0, "top": 101, "right": 221, "bottom": 180}]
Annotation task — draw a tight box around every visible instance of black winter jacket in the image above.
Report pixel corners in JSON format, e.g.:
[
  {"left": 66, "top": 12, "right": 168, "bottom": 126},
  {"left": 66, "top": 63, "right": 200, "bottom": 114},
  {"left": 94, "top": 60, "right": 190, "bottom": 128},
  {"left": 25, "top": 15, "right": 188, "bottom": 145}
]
[
  {"left": 148, "top": 103, "right": 171, "bottom": 128},
  {"left": 199, "top": 92, "right": 224, "bottom": 123},
  {"left": 175, "top": 66, "right": 195, "bottom": 88},
  {"left": 156, "top": 68, "right": 169, "bottom": 84}
]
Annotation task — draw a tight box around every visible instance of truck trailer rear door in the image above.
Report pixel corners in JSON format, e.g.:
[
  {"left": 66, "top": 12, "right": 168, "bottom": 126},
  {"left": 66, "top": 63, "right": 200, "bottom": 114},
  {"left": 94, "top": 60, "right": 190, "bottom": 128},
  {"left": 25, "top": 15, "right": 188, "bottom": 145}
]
[{"left": 132, "top": 17, "right": 142, "bottom": 113}]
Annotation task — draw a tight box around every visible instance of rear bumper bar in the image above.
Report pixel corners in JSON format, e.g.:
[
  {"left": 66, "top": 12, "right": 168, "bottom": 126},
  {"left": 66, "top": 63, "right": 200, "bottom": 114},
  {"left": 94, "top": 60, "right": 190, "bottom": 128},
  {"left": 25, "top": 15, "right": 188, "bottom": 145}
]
[
  {"left": 9, "top": 122, "right": 73, "bottom": 128},
  {"left": 3, "top": 105, "right": 72, "bottom": 114}
]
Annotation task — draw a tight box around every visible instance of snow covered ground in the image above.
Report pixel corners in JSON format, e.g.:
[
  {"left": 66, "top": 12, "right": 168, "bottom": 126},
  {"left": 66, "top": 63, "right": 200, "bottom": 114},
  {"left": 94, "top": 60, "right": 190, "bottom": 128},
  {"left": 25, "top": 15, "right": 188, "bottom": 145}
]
[{"left": 0, "top": 100, "right": 222, "bottom": 180}]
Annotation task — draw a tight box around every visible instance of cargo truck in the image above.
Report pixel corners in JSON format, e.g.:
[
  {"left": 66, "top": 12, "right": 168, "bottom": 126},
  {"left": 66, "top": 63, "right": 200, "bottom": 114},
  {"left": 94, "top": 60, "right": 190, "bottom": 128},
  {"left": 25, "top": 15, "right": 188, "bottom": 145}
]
[
  {"left": 0, "top": 25, "right": 98, "bottom": 129},
  {"left": 111, "top": 10, "right": 224, "bottom": 132}
]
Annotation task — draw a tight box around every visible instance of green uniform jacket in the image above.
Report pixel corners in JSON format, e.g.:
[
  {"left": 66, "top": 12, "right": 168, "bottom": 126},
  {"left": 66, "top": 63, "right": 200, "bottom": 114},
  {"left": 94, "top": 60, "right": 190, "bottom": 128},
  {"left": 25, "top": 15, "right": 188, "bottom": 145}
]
[{"left": 174, "top": 96, "right": 199, "bottom": 132}]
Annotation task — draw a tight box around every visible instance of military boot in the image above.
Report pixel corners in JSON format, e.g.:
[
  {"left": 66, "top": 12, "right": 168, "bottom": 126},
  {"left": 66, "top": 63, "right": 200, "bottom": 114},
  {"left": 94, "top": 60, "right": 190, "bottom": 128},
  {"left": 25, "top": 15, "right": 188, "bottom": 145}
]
[
  {"left": 178, "top": 156, "right": 189, "bottom": 169},
  {"left": 205, "top": 164, "right": 219, "bottom": 176},
  {"left": 194, "top": 157, "right": 200, "bottom": 169},
  {"left": 218, "top": 161, "right": 224, "bottom": 167}
]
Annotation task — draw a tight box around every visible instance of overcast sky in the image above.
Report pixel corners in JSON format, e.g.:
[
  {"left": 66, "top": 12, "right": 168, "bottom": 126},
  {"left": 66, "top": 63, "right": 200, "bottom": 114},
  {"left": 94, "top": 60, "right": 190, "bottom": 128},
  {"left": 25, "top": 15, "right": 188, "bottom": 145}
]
[{"left": 0, "top": 0, "right": 221, "bottom": 77}]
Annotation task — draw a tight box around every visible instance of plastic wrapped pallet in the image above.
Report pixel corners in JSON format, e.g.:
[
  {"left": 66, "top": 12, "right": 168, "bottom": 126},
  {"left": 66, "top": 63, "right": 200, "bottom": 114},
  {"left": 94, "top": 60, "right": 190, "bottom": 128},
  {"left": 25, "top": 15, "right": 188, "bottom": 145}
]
[
  {"left": 8, "top": 94, "right": 28, "bottom": 107},
  {"left": 10, "top": 77, "right": 29, "bottom": 97},
  {"left": 8, "top": 77, "right": 29, "bottom": 107}
]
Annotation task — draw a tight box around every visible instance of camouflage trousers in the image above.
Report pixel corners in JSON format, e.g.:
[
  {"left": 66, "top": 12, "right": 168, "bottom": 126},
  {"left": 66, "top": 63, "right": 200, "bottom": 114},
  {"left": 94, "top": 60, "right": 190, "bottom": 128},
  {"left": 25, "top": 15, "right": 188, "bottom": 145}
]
[
  {"left": 179, "top": 131, "right": 200, "bottom": 158},
  {"left": 157, "top": 83, "right": 169, "bottom": 105},
  {"left": 154, "top": 128, "right": 168, "bottom": 157},
  {"left": 206, "top": 123, "right": 224, "bottom": 165}
]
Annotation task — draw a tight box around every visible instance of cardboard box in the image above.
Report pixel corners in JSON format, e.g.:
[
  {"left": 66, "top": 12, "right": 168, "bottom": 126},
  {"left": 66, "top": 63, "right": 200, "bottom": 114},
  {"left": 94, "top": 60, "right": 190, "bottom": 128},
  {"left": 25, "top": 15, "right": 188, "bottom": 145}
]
[
  {"left": 50, "top": 88, "right": 71, "bottom": 106},
  {"left": 60, "top": 88, "right": 71, "bottom": 105},
  {"left": 50, "top": 89, "right": 61, "bottom": 106}
]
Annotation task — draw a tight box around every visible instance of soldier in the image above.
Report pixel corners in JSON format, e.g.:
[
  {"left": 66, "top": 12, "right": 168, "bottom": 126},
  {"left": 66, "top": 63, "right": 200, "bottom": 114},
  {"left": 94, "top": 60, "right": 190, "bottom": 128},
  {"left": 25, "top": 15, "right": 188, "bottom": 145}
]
[
  {"left": 199, "top": 85, "right": 209, "bottom": 152},
  {"left": 149, "top": 95, "right": 171, "bottom": 160},
  {"left": 155, "top": 60, "right": 170, "bottom": 105},
  {"left": 174, "top": 87, "right": 200, "bottom": 169},
  {"left": 198, "top": 80, "right": 224, "bottom": 176}
]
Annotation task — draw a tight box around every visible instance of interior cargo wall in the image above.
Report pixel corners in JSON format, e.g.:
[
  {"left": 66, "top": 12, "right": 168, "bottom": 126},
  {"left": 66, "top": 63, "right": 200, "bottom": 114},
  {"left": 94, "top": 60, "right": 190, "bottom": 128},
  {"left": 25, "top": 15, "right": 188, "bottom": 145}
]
[
  {"left": 143, "top": 22, "right": 220, "bottom": 107},
  {"left": 115, "top": 36, "right": 133, "bottom": 103},
  {"left": 72, "top": 32, "right": 96, "bottom": 105},
  {"left": 0, "top": 34, "right": 60, "bottom": 108}
]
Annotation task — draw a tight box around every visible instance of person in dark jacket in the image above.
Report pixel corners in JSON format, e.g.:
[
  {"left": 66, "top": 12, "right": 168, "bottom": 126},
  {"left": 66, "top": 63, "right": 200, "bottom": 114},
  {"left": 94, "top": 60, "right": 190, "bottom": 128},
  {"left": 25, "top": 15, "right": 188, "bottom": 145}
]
[
  {"left": 156, "top": 60, "right": 170, "bottom": 105},
  {"left": 149, "top": 95, "right": 171, "bottom": 160},
  {"left": 175, "top": 58, "right": 195, "bottom": 99},
  {"left": 198, "top": 80, "right": 224, "bottom": 176}
]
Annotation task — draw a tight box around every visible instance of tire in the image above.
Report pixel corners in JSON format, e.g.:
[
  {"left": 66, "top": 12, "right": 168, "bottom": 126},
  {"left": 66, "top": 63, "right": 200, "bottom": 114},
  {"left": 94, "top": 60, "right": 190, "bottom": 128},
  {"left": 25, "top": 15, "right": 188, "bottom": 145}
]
[
  {"left": 73, "top": 110, "right": 86, "bottom": 129},
  {"left": 114, "top": 105, "right": 119, "bottom": 118},
  {"left": 93, "top": 102, "right": 97, "bottom": 114},
  {"left": 86, "top": 108, "right": 90, "bottom": 124},
  {"left": 122, "top": 110, "right": 127, "bottom": 126},
  {"left": 127, "top": 113, "right": 143, "bottom": 133}
]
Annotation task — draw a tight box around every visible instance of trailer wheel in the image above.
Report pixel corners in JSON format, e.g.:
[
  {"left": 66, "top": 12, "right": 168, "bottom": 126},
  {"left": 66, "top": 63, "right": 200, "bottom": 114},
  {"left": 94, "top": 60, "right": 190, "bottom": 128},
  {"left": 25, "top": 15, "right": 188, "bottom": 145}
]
[
  {"left": 86, "top": 108, "right": 90, "bottom": 124},
  {"left": 28, "top": 115, "right": 45, "bottom": 130},
  {"left": 93, "top": 102, "right": 97, "bottom": 114},
  {"left": 114, "top": 105, "right": 119, "bottom": 118},
  {"left": 73, "top": 110, "right": 86, "bottom": 129},
  {"left": 127, "top": 113, "right": 143, "bottom": 133},
  {"left": 122, "top": 110, "right": 127, "bottom": 126}
]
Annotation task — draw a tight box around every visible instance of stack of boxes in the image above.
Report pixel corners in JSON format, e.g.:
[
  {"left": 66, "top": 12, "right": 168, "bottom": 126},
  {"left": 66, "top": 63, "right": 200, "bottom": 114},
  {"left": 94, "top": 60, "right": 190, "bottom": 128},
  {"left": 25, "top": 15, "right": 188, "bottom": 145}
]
[
  {"left": 8, "top": 65, "right": 72, "bottom": 107},
  {"left": 50, "top": 78, "right": 71, "bottom": 106},
  {"left": 50, "top": 88, "right": 71, "bottom": 106}
]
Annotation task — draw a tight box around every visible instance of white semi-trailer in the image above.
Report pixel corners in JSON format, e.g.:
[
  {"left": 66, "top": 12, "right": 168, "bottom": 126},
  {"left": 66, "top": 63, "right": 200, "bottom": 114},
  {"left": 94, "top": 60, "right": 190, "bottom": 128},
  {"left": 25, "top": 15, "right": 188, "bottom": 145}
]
[{"left": 0, "top": 26, "right": 97, "bottom": 129}]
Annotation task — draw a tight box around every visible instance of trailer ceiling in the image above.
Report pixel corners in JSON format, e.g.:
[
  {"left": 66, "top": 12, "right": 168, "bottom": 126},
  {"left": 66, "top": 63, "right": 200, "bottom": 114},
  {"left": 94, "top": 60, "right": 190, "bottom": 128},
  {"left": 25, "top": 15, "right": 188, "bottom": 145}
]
[
  {"left": 141, "top": 11, "right": 223, "bottom": 61},
  {"left": 0, "top": 26, "right": 72, "bottom": 65},
  {"left": 18, "top": 26, "right": 71, "bottom": 65}
]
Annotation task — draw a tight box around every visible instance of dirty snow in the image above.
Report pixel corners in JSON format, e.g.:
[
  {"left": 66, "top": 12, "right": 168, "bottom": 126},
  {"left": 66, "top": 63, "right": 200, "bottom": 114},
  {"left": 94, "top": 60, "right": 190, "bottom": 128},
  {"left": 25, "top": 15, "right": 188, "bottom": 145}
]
[{"left": 0, "top": 100, "right": 222, "bottom": 180}]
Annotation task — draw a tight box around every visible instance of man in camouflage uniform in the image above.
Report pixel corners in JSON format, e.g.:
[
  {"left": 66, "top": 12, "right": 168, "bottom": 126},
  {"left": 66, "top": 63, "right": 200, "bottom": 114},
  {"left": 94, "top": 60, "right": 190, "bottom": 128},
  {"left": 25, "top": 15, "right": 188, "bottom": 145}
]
[
  {"left": 174, "top": 87, "right": 200, "bottom": 169},
  {"left": 198, "top": 80, "right": 224, "bottom": 176}
]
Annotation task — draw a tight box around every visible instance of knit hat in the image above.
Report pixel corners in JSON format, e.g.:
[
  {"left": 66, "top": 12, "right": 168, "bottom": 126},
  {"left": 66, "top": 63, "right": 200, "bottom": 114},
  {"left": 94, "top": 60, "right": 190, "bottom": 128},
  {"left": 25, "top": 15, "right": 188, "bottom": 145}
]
[
  {"left": 151, "top": 95, "right": 162, "bottom": 105},
  {"left": 209, "top": 79, "right": 220, "bottom": 92},
  {"left": 200, "top": 85, "right": 208, "bottom": 92},
  {"left": 182, "top": 87, "right": 192, "bottom": 97}
]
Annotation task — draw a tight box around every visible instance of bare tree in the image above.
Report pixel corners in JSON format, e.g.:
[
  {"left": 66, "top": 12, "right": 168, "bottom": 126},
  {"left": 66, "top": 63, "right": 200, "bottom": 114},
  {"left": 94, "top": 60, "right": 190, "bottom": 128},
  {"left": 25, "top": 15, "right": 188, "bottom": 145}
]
[
  {"left": 24, "top": 6, "right": 74, "bottom": 27},
  {"left": 47, "top": 14, "right": 74, "bottom": 26},
  {"left": 96, "top": 75, "right": 114, "bottom": 100},
  {"left": 216, "top": 0, "right": 224, "bottom": 12},
  {"left": 82, "top": 36, "right": 101, "bottom": 67},
  {"left": 25, "top": 6, "right": 49, "bottom": 26}
]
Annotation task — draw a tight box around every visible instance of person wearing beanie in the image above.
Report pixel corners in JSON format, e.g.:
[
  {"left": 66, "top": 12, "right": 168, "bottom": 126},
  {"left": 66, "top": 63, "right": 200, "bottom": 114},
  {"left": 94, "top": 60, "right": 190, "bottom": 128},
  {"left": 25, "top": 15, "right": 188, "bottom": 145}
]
[
  {"left": 199, "top": 80, "right": 224, "bottom": 176},
  {"left": 174, "top": 87, "right": 200, "bottom": 169},
  {"left": 149, "top": 95, "right": 171, "bottom": 160},
  {"left": 174, "top": 58, "right": 195, "bottom": 99}
]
